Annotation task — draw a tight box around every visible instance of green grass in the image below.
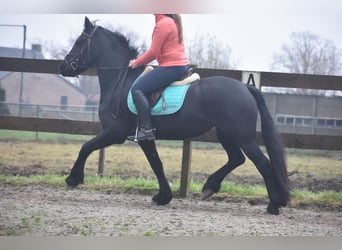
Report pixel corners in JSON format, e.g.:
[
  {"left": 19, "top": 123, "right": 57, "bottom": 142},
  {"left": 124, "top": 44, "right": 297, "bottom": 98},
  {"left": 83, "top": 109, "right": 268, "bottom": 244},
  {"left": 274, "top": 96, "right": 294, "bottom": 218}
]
[
  {"left": 0, "top": 174, "right": 251, "bottom": 196},
  {"left": 0, "top": 129, "right": 93, "bottom": 142},
  {"left": 0, "top": 174, "right": 341, "bottom": 210},
  {"left": 143, "top": 231, "right": 154, "bottom": 236},
  {"left": 291, "top": 189, "right": 342, "bottom": 208}
]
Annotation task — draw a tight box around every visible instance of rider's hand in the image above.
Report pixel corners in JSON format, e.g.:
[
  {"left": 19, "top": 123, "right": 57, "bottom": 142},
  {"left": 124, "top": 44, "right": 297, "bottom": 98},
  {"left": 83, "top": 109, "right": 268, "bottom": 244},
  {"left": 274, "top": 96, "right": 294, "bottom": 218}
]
[{"left": 129, "top": 59, "right": 137, "bottom": 69}]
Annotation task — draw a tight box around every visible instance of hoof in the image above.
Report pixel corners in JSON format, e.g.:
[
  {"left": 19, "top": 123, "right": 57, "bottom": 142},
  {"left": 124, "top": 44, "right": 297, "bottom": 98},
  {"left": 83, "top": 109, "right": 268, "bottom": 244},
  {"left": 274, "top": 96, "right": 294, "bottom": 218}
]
[
  {"left": 201, "top": 189, "right": 215, "bottom": 200},
  {"left": 267, "top": 203, "right": 280, "bottom": 215},
  {"left": 152, "top": 192, "right": 172, "bottom": 205},
  {"left": 65, "top": 185, "right": 75, "bottom": 191},
  {"left": 65, "top": 174, "right": 83, "bottom": 188}
]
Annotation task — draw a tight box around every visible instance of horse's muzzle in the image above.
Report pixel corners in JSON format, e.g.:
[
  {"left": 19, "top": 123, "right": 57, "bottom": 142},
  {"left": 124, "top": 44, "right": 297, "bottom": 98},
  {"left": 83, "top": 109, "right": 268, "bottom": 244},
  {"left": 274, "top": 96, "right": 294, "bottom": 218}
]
[{"left": 59, "top": 60, "right": 78, "bottom": 77}]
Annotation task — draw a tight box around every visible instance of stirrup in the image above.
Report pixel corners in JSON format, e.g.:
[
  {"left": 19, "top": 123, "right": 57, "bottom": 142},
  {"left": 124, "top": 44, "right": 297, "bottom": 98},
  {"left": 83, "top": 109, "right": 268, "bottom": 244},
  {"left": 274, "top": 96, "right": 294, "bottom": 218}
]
[{"left": 127, "top": 127, "right": 156, "bottom": 142}]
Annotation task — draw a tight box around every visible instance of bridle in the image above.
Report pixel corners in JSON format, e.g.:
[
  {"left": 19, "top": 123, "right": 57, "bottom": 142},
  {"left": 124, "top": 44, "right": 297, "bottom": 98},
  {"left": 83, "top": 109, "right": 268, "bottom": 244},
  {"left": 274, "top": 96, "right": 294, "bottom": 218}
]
[
  {"left": 64, "top": 25, "right": 128, "bottom": 73},
  {"left": 64, "top": 26, "right": 100, "bottom": 72}
]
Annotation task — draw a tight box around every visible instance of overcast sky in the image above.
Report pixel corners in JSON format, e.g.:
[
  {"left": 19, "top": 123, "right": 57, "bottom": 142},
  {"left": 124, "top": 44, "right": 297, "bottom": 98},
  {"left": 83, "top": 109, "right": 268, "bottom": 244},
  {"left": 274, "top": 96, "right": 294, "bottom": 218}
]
[{"left": 0, "top": 1, "right": 341, "bottom": 72}]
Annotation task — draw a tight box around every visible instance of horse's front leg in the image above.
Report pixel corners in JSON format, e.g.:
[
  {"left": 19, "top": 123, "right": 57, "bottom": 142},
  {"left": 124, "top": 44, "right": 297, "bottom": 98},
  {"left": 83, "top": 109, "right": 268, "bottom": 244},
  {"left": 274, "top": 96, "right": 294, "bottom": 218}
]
[
  {"left": 138, "top": 140, "right": 172, "bottom": 205},
  {"left": 66, "top": 125, "right": 126, "bottom": 189}
]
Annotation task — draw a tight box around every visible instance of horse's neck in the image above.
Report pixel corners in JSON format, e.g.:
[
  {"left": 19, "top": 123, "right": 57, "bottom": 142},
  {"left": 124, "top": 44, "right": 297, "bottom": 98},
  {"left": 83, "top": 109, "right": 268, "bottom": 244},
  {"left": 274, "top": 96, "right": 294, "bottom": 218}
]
[
  {"left": 98, "top": 70, "right": 120, "bottom": 100},
  {"left": 97, "top": 67, "right": 143, "bottom": 98},
  {"left": 97, "top": 67, "right": 144, "bottom": 118}
]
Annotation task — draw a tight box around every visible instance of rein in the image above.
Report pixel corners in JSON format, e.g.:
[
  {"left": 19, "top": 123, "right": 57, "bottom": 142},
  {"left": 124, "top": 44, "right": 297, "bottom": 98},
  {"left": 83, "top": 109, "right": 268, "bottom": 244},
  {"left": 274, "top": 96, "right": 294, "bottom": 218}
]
[
  {"left": 71, "top": 65, "right": 129, "bottom": 71},
  {"left": 109, "top": 66, "right": 129, "bottom": 119}
]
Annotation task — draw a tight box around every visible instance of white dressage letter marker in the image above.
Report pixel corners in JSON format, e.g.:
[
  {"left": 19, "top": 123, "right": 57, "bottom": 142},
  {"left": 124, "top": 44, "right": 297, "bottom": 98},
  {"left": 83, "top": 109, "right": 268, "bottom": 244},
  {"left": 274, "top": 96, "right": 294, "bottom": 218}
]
[{"left": 242, "top": 71, "right": 261, "bottom": 89}]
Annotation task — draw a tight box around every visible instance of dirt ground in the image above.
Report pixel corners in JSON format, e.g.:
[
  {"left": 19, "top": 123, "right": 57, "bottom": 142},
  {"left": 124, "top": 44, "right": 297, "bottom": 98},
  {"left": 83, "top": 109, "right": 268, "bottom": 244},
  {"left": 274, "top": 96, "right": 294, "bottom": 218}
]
[
  {"left": 0, "top": 141, "right": 341, "bottom": 236},
  {"left": 0, "top": 184, "right": 341, "bottom": 236}
]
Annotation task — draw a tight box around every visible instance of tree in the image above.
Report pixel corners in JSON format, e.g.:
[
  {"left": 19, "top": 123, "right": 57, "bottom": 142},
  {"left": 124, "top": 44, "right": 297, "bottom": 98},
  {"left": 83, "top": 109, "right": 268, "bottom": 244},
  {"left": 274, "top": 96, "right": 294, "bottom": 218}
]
[
  {"left": 271, "top": 31, "right": 342, "bottom": 75},
  {"left": 186, "top": 32, "right": 237, "bottom": 69},
  {"left": 40, "top": 40, "right": 71, "bottom": 60}
]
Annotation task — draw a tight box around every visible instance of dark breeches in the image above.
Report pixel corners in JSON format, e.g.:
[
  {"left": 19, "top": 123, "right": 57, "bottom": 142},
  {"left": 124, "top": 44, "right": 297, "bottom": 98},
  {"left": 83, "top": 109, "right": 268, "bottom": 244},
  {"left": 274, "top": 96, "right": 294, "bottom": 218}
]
[{"left": 132, "top": 65, "right": 189, "bottom": 94}]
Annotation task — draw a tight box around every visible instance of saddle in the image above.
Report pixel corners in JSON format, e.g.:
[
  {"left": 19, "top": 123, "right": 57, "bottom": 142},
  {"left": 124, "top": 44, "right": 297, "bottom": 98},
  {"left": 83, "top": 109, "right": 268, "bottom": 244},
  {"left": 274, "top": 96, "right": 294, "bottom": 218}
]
[{"left": 142, "top": 66, "right": 200, "bottom": 107}]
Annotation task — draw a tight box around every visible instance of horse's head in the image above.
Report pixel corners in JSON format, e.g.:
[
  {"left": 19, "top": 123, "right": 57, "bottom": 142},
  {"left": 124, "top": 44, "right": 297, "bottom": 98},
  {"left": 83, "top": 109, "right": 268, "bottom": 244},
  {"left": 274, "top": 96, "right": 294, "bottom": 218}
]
[
  {"left": 60, "top": 17, "right": 139, "bottom": 77},
  {"left": 59, "top": 17, "right": 98, "bottom": 77}
]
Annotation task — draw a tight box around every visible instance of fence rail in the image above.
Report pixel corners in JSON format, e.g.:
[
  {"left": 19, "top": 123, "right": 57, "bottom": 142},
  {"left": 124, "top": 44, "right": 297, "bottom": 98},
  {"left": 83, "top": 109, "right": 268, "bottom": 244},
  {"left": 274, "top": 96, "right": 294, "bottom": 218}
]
[
  {"left": 1, "top": 56, "right": 342, "bottom": 197},
  {"left": 2, "top": 102, "right": 99, "bottom": 121},
  {"left": 1, "top": 57, "right": 342, "bottom": 90}
]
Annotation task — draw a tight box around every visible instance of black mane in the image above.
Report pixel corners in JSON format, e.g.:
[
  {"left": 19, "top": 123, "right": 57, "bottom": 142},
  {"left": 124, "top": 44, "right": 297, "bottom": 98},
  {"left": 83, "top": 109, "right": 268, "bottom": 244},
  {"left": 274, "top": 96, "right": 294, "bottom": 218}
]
[{"left": 102, "top": 27, "right": 139, "bottom": 59}]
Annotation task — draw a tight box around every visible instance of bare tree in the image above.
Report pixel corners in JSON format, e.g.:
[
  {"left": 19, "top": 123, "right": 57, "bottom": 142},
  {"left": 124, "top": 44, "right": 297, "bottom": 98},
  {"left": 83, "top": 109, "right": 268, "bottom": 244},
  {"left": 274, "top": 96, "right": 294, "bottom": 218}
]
[
  {"left": 42, "top": 40, "right": 72, "bottom": 60},
  {"left": 186, "top": 32, "right": 237, "bottom": 69},
  {"left": 271, "top": 31, "right": 342, "bottom": 75},
  {"left": 270, "top": 31, "right": 342, "bottom": 95}
]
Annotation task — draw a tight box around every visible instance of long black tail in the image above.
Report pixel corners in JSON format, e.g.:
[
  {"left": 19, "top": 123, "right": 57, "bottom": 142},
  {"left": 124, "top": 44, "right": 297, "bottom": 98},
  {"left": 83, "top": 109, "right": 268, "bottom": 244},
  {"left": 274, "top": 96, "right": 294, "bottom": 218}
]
[{"left": 247, "top": 85, "right": 290, "bottom": 205}]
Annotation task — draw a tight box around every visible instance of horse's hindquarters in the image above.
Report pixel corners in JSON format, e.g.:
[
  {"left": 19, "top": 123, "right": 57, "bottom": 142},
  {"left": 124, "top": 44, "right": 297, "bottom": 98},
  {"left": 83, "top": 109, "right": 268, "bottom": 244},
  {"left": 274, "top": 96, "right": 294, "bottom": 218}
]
[{"left": 152, "top": 77, "right": 258, "bottom": 142}]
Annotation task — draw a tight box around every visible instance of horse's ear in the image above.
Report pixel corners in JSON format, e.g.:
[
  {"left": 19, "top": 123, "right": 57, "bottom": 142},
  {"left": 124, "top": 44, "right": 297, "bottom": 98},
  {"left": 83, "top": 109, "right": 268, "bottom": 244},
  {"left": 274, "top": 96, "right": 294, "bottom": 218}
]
[{"left": 84, "top": 16, "right": 93, "bottom": 31}]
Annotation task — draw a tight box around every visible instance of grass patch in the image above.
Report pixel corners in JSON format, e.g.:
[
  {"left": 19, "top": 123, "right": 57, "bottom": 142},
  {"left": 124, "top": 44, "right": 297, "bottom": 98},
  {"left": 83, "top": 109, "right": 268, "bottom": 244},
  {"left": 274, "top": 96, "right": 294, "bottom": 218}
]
[
  {"left": 0, "top": 174, "right": 340, "bottom": 210},
  {"left": 143, "top": 231, "right": 155, "bottom": 236},
  {"left": 0, "top": 174, "right": 65, "bottom": 187},
  {"left": 1, "top": 139, "right": 341, "bottom": 184},
  {"left": 291, "top": 189, "right": 342, "bottom": 209},
  {"left": 0, "top": 129, "right": 93, "bottom": 143},
  {"left": 220, "top": 182, "right": 267, "bottom": 196},
  {"left": 85, "top": 175, "right": 159, "bottom": 192}
]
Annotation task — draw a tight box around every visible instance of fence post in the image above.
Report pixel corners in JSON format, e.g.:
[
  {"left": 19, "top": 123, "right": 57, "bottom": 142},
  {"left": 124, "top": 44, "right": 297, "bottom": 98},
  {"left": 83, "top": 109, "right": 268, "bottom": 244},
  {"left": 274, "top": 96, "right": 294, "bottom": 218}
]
[
  {"left": 179, "top": 139, "right": 192, "bottom": 198},
  {"left": 35, "top": 105, "right": 39, "bottom": 140},
  {"left": 98, "top": 148, "right": 105, "bottom": 177}
]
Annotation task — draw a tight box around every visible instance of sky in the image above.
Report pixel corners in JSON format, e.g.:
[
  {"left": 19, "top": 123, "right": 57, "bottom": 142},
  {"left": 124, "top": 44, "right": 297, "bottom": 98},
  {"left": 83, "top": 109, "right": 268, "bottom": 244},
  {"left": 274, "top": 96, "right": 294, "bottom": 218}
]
[{"left": 0, "top": 1, "right": 342, "bottom": 73}]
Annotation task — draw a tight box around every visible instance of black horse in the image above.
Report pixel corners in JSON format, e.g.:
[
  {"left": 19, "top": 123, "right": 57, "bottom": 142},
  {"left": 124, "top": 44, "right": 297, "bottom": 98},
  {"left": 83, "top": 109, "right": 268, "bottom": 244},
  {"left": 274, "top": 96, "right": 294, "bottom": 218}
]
[{"left": 59, "top": 17, "right": 289, "bottom": 215}]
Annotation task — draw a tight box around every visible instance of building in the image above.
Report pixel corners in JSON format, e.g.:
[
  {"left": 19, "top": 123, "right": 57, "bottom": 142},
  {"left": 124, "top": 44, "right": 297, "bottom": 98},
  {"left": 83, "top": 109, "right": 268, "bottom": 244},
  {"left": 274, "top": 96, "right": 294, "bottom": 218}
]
[
  {"left": 0, "top": 45, "right": 88, "bottom": 119},
  {"left": 264, "top": 92, "right": 342, "bottom": 136}
]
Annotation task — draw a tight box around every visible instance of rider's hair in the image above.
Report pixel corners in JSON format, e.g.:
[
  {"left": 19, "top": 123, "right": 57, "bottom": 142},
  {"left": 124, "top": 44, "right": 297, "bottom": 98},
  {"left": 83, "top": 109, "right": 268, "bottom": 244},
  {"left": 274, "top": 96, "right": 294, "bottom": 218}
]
[{"left": 164, "top": 14, "right": 184, "bottom": 44}]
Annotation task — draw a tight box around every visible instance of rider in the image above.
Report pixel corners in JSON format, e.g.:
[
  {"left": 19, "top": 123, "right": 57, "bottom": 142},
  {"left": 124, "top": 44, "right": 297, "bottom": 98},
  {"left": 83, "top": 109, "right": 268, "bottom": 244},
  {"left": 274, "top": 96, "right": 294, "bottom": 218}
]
[{"left": 128, "top": 14, "right": 190, "bottom": 141}]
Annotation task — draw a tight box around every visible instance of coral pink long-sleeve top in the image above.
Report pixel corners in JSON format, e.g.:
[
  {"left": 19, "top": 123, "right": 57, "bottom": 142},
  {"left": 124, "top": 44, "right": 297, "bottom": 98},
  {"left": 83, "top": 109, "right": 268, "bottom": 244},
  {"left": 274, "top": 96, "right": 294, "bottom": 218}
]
[{"left": 134, "top": 14, "right": 188, "bottom": 67}]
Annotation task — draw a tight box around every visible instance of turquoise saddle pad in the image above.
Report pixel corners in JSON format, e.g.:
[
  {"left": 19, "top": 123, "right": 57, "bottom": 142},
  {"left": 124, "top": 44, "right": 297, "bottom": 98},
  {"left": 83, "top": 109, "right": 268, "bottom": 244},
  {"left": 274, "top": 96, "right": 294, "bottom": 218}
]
[{"left": 127, "top": 77, "right": 191, "bottom": 116}]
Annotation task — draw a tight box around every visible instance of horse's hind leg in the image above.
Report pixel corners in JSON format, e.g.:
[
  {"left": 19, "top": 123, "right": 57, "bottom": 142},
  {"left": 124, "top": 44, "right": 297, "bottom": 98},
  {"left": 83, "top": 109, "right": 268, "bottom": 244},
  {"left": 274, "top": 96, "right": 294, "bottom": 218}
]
[
  {"left": 241, "top": 142, "right": 283, "bottom": 215},
  {"left": 202, "top": 129, "right": 246, "bottom": 199},
  {"left": 138, "top": 140, "right": 172, "bottom": 205}
]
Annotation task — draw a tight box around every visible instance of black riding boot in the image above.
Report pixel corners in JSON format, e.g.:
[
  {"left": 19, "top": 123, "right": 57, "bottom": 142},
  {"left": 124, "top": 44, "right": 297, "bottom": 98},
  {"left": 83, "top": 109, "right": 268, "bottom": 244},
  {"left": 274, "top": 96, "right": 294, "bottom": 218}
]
[{"left": 128, "top": 90, "right": 156, "bottom": 141}]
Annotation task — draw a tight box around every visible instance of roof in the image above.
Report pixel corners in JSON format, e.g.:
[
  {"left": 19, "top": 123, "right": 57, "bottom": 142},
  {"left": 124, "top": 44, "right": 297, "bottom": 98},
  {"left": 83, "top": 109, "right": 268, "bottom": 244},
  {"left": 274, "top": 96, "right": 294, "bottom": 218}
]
[
  {"left": 0, "top": 46, "right": 44, "bottom": 59},
  {"left": 0, "top": 45, "right": 44, "bottom": 79}
]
